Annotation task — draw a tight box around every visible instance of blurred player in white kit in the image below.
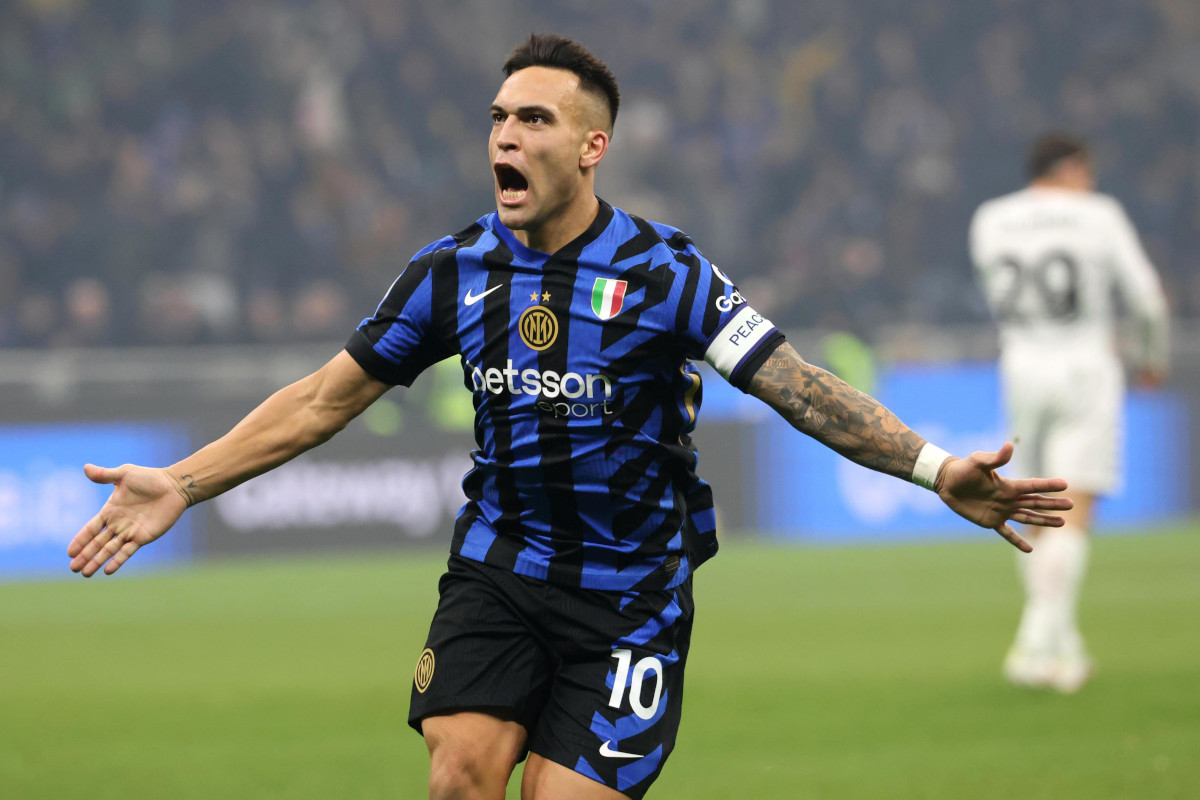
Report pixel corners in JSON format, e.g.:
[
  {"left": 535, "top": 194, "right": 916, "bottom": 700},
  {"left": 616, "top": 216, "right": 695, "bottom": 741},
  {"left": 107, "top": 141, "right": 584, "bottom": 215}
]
[{"left": 970, "top": 134, "right": 1170, "bottom": 693}]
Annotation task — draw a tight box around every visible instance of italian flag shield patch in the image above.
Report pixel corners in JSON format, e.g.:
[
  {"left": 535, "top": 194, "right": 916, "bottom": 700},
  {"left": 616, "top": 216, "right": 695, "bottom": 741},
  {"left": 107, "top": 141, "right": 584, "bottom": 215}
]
[{"left": 591, "top": 278, "right": 628, "bottom": 320}]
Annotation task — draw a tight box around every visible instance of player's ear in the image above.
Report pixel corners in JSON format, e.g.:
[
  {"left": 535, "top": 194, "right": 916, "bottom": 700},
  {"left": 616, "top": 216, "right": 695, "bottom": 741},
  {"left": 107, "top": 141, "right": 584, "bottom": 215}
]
[{"left": 579, "top": 129, "right": 608, "bottom": 170}]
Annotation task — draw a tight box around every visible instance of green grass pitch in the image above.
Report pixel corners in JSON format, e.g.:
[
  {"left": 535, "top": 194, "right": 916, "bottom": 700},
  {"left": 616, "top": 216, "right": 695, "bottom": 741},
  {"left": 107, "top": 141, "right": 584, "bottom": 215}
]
[{"left": 2, "top": 525, "right": 1197, "bottom": 799}]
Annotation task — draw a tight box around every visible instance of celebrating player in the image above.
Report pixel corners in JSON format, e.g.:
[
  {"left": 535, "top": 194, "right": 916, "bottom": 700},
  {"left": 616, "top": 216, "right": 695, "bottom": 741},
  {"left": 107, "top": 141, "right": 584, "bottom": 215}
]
[
  {"left": 970, "top": 134, "right": 1169, "bottom": 693},
  {"left": 70, "top": 35, "right": 1072, "bottom": 799}
]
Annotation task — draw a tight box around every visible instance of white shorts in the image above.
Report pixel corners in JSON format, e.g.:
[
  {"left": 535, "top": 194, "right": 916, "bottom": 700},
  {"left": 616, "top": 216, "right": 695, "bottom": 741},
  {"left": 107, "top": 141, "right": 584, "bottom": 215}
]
[{"left": 1000, "top": 347, "right": 1124, "bottom": 495}]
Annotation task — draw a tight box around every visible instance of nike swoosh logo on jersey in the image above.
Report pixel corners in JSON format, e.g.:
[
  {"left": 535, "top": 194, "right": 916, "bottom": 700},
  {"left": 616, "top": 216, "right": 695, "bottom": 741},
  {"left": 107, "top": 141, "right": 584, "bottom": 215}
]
[
  {"left": 599, "top": 740, "right": 642, "bottom": 759},
  {"left": 463, "top": 285, "right": 503, "bottom": 306}
]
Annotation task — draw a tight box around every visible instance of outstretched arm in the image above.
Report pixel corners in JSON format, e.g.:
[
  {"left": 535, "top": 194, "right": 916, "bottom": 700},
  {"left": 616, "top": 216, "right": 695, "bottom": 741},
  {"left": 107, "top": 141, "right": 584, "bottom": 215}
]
[
  {"left": 744, "top": 342, "right": 1070, "bottom": 550},
  {"left": 68, "top": 350, "right": 389, "bottom": 577}
]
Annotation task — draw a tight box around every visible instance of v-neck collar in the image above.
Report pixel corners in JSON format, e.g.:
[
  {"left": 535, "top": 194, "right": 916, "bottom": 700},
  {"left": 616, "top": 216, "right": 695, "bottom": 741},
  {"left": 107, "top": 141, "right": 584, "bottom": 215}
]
[{"left": 492, "top": 198, "right": 615, "bottom": 265}]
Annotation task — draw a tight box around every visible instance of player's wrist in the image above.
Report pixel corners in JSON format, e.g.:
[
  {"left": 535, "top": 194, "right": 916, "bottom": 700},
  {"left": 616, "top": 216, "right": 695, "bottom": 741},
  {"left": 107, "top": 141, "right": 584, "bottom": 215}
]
[
  {"left": 163, "top": 469, "right": 199, "bottom": 508},
  {"left": 911, "top": 443, "right": 952, "bottom": 492}
]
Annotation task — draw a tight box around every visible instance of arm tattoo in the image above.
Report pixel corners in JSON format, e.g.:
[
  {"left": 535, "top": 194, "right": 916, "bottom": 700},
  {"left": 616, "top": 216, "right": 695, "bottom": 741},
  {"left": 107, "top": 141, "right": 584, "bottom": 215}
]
[{"left": 746, "top": 342, "right": 926, "bottom": 480}]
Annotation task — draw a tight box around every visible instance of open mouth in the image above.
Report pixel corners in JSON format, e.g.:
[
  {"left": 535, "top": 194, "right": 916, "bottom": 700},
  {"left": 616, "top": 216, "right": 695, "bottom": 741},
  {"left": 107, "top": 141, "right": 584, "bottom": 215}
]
[{"left": 494, "top": 164, "right": 529, "bottom": 204}]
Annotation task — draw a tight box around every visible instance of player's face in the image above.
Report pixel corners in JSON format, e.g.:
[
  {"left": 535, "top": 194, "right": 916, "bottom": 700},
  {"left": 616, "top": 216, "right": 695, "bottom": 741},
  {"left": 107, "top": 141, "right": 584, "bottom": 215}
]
[{"left": 489, "top": 66, "right": 602, "bottom": 235}]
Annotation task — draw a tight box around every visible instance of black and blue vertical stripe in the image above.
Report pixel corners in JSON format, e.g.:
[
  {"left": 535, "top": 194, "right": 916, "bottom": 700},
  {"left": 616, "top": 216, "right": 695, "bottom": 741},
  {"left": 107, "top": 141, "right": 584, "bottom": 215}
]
[{"left": 346, "top": 200, "right": 784, "bottom": 591}]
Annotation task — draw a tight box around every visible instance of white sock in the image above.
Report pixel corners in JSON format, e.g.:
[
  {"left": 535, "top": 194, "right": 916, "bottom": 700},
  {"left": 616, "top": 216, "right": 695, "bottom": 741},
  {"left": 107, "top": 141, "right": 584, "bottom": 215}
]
[
  {"left": 1054, "top": 527, "right": 1090, "bottom": 662},
  {"left": 1013, "top": 527, "right": 1089, "bottom": 660},
  {"left": 1013, "top": 540, "right": 1056, "bottom": 659}
]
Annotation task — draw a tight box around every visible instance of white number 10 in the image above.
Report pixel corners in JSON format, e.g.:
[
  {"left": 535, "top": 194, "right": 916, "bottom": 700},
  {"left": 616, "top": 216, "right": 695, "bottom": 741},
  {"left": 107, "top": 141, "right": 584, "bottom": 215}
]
[{"left": 607, "top": 649, "right": 664, "bottom": 720}]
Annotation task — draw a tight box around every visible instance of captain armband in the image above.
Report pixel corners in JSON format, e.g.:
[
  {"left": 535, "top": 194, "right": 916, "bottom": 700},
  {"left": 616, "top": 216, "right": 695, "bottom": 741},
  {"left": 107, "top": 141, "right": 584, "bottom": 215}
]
[{"left": 702, "top": 306, "right": 785, "bottom": 390}]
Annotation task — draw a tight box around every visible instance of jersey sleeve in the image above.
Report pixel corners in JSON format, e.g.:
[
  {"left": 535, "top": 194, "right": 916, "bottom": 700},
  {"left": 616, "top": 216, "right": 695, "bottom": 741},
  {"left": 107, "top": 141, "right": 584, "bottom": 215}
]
[
  {"left": 967, "top": 206, "right": 991, "bottom": 272},
  {"left": 967, "top": 207, "right": 996, "bottom": 311},
  {"left": 671, "top": 242, "right": 785, "bottom": 391},
  {"left": 345, "top": 246, "right": 456, "bottom": 387},
  {"left": 1103, "top": 199, "right": 1170, "bottom": 372}
]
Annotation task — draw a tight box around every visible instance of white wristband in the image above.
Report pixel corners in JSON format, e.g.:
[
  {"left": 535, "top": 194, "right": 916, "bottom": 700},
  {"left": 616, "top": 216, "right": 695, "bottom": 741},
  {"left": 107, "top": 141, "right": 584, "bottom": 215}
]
[{"left": 912, "top": 443, "right": 951, "bottom": 491}]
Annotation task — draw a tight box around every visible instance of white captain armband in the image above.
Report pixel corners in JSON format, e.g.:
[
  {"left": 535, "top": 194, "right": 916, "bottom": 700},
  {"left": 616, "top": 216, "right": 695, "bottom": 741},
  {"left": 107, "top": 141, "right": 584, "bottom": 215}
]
[
  {"left": 911, "top": 443, "right": 951, "bottom": 491},
  {"left": 703, "top": 305, "right": 781, "bottom": 387}
]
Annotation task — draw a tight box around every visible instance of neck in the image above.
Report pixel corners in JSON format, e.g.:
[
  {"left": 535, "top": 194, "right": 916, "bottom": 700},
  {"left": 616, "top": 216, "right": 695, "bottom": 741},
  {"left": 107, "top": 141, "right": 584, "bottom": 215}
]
[
  {"left": 513, "top": 192, "right": 600, "bottom": 254},
  {"left": 1029, "top": 177, "right": 1088, "bottom": 193}
]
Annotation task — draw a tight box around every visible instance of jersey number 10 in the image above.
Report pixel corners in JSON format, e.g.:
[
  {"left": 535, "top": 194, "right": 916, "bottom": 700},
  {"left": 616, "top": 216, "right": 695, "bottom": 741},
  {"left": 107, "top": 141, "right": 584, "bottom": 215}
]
[
  {"left": 608, "top": 649, "right": 665, "bottom": 720},
  {"left": 990, "top": 251, "right": 1080, "bottom": 322}
]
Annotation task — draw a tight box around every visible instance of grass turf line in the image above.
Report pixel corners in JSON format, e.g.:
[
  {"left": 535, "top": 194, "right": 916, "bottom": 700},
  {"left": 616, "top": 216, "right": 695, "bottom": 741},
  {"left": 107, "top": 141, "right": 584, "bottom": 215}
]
[{"left": 2, "top": 526, "right": 1197, "bottom": 799}]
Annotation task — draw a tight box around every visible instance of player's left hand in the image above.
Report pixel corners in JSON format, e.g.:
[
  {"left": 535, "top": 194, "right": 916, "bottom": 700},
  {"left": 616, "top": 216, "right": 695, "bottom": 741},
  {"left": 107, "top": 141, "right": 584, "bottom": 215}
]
[{"left": 934, "top": 442, "right": 1072, "bottom": 552}]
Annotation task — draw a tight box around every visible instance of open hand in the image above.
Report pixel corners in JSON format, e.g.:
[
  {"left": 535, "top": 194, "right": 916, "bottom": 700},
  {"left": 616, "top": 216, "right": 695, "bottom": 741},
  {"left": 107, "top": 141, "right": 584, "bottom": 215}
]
[
  {"left": 67, "top": 464, "right": 189, "bottom": 577},
  {"left": 935, "top": 442, "right": 1072, "bottom": 552}
]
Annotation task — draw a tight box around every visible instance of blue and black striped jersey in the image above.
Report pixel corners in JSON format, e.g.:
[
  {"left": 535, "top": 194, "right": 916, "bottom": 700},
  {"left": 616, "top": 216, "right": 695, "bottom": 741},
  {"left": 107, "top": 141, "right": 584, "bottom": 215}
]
[{"left": 346, "top": 200, "right": 784, "bottom": 591}]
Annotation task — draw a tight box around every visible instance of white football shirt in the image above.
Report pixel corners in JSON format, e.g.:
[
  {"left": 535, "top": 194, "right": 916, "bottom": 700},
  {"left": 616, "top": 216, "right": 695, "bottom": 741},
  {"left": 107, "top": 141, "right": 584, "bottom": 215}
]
[{"left": 969, "top": 187, "right": 1168, "bottom": 371}]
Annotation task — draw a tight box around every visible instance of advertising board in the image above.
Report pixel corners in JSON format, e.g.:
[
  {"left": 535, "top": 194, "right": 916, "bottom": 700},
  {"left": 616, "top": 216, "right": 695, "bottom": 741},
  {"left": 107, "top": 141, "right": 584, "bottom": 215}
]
[
  {"left": 751, "top": 363, "right": 1188, "bottom": 542},
  {"left": 0, "top": 423, "right": 193, "bottom": 578}
]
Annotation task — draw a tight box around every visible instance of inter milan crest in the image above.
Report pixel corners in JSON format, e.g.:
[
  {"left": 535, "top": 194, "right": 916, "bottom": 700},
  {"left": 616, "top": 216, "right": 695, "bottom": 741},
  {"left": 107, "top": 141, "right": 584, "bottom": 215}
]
[
  {"left": 519, "top": 305, "right": 558, "bottom": 351},
  {"left": 591, "top": 278, "right": 627, "bottom": 320},
  {"left": 414, "top": 648, "right": 435, "bottom": 694}
]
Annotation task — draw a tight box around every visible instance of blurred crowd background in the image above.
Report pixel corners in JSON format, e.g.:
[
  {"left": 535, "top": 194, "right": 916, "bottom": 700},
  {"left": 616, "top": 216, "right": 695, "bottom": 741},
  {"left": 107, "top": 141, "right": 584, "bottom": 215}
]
[{"left": 1, "top": 0, "right": 1198, "bottom": 348}]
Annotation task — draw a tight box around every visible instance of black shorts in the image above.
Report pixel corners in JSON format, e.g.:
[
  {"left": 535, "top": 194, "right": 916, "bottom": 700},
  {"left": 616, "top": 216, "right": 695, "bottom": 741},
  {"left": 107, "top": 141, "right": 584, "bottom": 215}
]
[{"left": 409, "top": 554, "right": 695, "bottom": 799}]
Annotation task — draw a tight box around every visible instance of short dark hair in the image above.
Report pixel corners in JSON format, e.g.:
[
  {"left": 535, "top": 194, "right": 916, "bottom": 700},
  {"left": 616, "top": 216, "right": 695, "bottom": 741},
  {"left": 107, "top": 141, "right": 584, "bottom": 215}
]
[
  {"left": 502, "top": 34, "right": 620, "bottom": 130},
  {"left": 1027, "top": 133, "right": 1090, "bottom": 179}
]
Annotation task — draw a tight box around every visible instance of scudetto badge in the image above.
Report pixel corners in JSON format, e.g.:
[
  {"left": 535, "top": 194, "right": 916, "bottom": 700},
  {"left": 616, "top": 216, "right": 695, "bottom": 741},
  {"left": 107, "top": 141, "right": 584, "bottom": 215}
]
[
  {"left": 519, "top": 305, "right": 558, "bottom": 351},
  {"left": 414, "top": 648, "right": 436, "bottom": 693}
]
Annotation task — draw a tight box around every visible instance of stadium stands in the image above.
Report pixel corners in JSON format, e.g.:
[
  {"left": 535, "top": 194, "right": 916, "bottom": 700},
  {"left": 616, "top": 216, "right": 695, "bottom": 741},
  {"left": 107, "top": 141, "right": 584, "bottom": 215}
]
[{"left": 1, "top": 0, "right": 1197, "bottom": 347}]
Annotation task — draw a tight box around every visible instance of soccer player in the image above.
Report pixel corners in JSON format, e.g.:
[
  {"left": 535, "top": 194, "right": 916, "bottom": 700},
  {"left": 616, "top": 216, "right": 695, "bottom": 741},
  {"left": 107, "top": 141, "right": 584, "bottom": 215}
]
[
  {"left": 970, "top": 134, "right": 1169, "bottom": 694},
  {"left": 70, "top": 35, "right": 1072, "bottom": 800}
]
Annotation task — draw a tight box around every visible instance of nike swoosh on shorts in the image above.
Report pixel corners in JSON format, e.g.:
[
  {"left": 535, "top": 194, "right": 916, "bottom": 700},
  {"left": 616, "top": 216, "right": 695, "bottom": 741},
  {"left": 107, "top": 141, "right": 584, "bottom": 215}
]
[{"left": 598, "top": 740, "right": 642, "bottom": 759}]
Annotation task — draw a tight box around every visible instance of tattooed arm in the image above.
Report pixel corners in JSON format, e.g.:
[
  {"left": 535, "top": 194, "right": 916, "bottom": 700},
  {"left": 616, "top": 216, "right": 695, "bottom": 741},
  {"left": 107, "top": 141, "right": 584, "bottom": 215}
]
[
  {"left": 747, "top": 342, "right": 926, "bottom": 480},
  {"left": 745, "top": 342, "right": 1072, "bottom": 549},
  {"left": 68, "top": 351, "right": 389, "bottom": 577}
]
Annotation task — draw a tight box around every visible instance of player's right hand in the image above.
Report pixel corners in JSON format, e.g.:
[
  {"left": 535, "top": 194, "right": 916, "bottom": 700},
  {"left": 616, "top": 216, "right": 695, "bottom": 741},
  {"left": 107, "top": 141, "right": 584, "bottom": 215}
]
[{"left": 67, "top": 464, "right": 189, "bottom": 578}]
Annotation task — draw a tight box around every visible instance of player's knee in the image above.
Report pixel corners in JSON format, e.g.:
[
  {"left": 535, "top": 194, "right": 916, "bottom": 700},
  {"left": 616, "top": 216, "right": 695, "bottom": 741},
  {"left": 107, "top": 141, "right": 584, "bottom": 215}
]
[
  {"left": 427, "top": 738, "right": 512, "bottom": 800},
  {"left": 423, "top": 711, "right": 525, "bottom": 799},
  {"left": 427, "top": 754, "right": 477, "bottom": 799}
]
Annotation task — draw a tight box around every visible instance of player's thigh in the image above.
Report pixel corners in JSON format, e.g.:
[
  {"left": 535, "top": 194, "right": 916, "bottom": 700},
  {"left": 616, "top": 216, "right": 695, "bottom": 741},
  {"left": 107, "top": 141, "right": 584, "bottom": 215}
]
[
  {"left": 409, "top": 556, "right": 556, "bottom": 736},
  {"left": 423, "top": 711, "right": 527, "bottom": 797},
  {"left": 1045, "top": 358, "right": 1123, "bottom": 494},
  {"left": 521, "top": 753, "right": 629, "bottom": 800},
  {"left": 526, "top": 578, "right": 694, "bottom": 800},
  {"left": 1000, "top": 356, "right": 1051, "bottom": 477}
]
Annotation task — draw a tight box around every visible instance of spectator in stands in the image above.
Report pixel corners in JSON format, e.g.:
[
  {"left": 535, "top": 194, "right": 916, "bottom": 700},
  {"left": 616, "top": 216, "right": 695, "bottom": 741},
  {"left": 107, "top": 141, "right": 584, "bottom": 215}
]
[{"left": 0, "top": 0, "right": 1195, "bottom": 347}]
